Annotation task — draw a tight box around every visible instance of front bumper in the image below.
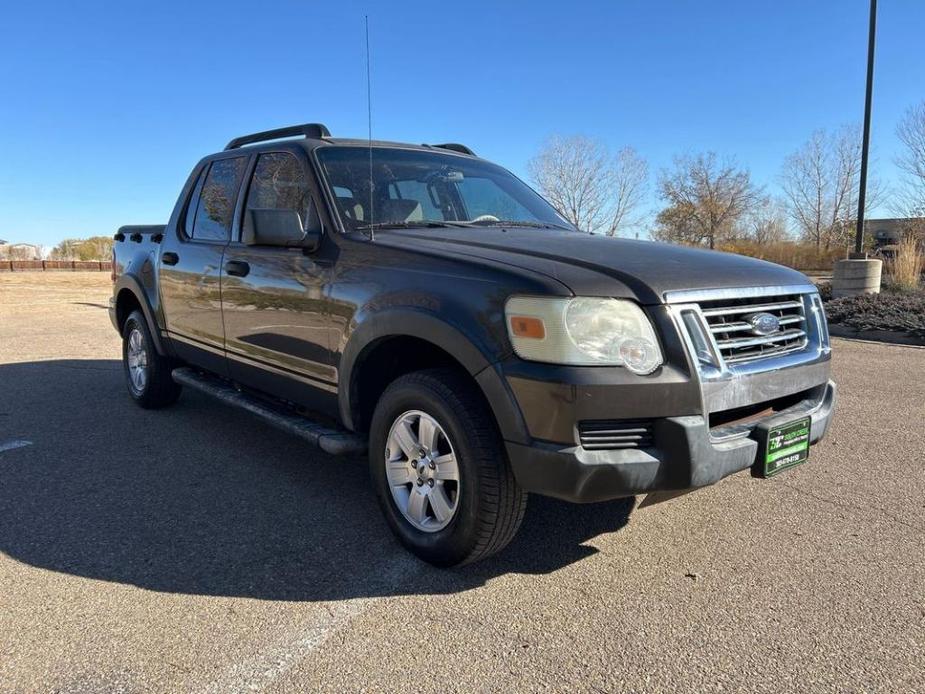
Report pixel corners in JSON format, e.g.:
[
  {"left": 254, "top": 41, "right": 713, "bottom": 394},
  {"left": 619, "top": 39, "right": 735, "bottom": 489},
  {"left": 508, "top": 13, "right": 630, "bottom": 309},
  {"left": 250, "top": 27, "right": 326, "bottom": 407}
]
[{"left": 505, "top": 379, "right": 836, "bottom": 503}]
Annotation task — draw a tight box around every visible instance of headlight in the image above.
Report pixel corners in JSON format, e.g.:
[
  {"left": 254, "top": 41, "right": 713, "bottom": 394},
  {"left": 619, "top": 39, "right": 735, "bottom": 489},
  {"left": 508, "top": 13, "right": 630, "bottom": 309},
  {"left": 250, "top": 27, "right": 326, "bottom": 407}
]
[{"left": 505, "top": 296, "right": 663, "bottom": 374}]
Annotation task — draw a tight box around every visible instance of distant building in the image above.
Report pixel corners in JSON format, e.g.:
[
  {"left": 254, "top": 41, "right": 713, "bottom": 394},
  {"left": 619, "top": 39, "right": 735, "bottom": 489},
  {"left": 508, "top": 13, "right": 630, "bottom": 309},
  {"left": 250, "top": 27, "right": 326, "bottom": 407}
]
[
  {"left": 0, "top": 243, "right": 42, "bottom": 260},
  {"left": 867, "top": 217, "right": 925, "bottom": 257}
]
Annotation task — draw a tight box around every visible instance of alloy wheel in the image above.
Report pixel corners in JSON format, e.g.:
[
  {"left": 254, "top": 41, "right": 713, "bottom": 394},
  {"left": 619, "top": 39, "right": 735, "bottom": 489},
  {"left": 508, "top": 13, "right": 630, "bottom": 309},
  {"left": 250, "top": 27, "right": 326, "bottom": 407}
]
[{"left": 384, "top": 410, "right": 460, "bottom": 532}]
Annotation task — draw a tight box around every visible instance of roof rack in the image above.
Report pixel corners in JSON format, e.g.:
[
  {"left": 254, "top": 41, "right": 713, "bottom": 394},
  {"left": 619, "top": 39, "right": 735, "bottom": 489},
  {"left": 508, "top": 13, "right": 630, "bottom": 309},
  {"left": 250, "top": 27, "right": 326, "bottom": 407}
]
[
  {"left": 428, "top": 143, "right": 476, "bottom": 156},
  {"left": 225, "top": 123, "right": 331, "bottom": 150}
]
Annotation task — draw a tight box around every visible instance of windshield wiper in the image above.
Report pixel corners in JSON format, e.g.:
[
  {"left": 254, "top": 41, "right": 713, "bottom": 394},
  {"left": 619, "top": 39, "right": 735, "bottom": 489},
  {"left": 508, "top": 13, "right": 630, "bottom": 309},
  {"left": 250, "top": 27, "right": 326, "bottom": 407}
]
[
  {"left": 460, "top": 219, "right": 575, "bottom": 231},
  {"left": 354, "top": 220, "right": 468, "bottom": 231}
]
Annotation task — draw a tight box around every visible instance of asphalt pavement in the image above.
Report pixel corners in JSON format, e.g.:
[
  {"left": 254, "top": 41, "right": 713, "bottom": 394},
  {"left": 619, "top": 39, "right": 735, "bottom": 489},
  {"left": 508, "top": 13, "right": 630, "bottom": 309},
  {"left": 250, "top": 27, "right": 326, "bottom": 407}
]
[{"left": 0, "top": 273, "right": 922, "bottom": 693}]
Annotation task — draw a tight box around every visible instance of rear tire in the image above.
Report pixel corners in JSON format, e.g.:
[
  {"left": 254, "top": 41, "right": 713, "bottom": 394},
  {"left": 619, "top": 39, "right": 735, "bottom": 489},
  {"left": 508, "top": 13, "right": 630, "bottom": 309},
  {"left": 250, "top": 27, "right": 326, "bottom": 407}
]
[
  {"left": 122, "top": 310, "right": 181, "bottom": 409},
  {"left": 369, "top": 368, "right": 526, "bottom": 567}
]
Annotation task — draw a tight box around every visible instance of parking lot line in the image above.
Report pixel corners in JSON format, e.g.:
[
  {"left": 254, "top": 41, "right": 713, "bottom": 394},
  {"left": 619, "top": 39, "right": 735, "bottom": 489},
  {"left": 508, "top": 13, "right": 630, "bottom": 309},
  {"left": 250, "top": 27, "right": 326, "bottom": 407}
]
[{"left": 198, "top": 558, "right": 411, "bottom": 694}]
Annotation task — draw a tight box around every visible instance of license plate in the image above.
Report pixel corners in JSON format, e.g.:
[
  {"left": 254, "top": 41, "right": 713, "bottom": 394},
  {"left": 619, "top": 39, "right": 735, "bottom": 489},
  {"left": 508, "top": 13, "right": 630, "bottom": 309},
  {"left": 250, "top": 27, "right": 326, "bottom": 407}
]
[{"left": 760, "top": 416, "right": 811, "bottom": 477}]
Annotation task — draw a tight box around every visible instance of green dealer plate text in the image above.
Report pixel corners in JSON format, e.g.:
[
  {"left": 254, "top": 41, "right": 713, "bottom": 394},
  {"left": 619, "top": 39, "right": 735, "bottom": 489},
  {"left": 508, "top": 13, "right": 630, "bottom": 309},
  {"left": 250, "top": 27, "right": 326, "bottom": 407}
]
[{"left": 764, "top": 416, "right": 811, "bottom": 476}]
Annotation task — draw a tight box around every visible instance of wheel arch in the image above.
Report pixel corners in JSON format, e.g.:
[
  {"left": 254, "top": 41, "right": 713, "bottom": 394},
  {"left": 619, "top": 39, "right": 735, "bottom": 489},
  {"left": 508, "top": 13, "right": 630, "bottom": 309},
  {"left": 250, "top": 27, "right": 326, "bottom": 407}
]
[
  {"left": 339, "top": 310, "right": 529, "bottom": 444},
  {"left": 113, "top": 276, "right": 167, "bottom": 355}
]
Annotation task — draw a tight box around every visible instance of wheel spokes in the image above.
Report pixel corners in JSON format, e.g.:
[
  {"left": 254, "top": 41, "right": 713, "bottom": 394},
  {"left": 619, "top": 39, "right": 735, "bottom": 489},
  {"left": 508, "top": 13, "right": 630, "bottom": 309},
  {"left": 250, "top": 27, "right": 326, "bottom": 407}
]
[
  {"left": 386, "top": 458, "right": 414, "bottom": 486},
  {"left": 432, "top": 453, "right": 459, "bottom": 481},
  {"left": 429, "top": 485, "right": 453, "bottom": 522},
  {"left": 418, "top": 416, "right": 438, "bottom": 453},
  {"left": 393, "top": 420, "right": 421, "bottom": 460},
  {"left": 406, "top": 490, "right": 428, "bottom": 524}
]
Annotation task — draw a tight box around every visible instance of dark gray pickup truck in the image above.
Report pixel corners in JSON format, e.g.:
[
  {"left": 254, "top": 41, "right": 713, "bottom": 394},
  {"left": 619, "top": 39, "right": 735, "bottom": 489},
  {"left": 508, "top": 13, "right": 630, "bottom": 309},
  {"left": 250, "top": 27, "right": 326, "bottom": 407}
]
[{"left": 111, "top": 123, "right": 836, "bottom": 566}]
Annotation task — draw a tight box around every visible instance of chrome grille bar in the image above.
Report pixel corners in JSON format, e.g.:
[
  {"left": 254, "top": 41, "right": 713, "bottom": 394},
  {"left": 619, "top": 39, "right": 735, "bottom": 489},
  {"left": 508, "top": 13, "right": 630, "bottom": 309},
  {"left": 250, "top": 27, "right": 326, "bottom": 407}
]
[
  {"left": 715, "top": 328, "right": 807, "bottom": 350},
  {"left": 707, "top": 315, "right": 805, "bottom": 334},
  {"left": 701, "top": 300, "right": 803, "bottom": 317}
]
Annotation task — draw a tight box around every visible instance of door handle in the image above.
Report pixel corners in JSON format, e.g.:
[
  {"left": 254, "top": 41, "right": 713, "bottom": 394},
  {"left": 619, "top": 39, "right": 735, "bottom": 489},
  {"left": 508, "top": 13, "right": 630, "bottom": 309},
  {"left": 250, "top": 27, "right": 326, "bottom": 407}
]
[
  {"left": 162, "top": 252, "right": 179, "bottom": 266},
  {"left": 225, "top": 260, "right": 250, "bottom": 277}
]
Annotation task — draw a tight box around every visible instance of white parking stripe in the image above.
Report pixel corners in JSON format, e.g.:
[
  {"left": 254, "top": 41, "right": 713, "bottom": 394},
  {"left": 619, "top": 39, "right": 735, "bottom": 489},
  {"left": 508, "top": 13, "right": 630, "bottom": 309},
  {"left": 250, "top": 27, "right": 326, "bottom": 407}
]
[
  {"left": 199, "top": 557, "right": 411, "bottom": 693},
  {"left": 0, "top": 440, "right": 32, "bottom": 453}
]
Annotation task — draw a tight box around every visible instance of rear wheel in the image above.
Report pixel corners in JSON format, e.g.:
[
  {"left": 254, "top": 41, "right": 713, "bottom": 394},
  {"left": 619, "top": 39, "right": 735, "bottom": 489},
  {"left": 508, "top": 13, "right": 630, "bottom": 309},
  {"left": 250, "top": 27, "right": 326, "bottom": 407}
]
[
  {"left": 122, "top": 310, "right": 181, "bottom": 409},
  {"left": 369, "top": 368, "right": 526, "bottom": 567}
]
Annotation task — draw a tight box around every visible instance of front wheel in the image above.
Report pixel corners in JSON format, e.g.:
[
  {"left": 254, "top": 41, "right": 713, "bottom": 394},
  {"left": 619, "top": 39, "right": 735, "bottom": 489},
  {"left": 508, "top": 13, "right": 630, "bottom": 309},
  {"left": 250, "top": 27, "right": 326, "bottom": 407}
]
[
  {"left": 122, "top": 310, "right": 181, "bottom": 409},
  {"left": 369, "top": 368, "right": 527, "bottom": 567}
]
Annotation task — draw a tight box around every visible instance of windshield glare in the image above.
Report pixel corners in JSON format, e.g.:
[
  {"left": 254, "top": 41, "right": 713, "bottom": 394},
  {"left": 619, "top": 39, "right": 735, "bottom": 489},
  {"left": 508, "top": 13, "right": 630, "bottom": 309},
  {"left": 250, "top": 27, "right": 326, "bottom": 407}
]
[{"left": 315, "top": 146, "right": 572, "bottom": 231}]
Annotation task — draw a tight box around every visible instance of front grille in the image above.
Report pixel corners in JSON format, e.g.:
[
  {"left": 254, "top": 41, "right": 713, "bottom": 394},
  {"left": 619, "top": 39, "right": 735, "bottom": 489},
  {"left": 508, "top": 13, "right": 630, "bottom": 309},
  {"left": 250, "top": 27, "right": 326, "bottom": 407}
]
[
  {"left": 578, "top": 419, "right": 654, "bottom": 451},
  {"left": 697, "top": 294, "right": 809, "bottom": 365}
]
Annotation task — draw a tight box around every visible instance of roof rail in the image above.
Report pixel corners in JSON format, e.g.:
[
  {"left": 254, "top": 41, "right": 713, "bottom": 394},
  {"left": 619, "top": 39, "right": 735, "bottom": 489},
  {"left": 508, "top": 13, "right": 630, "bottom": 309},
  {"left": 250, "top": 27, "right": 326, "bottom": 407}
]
[
  {"left": 225, "top": 123, "right": 331, "bottom": 150},
  {"left": 430, "top": 143, "right": 476, "bottom": 156}
]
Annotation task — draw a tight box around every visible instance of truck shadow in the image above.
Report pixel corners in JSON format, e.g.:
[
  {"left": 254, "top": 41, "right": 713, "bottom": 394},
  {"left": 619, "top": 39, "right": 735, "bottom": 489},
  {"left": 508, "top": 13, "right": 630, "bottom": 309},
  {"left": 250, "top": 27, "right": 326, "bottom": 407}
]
[{"left": 0, "top": 359, "right": 634, "bottom": 602}]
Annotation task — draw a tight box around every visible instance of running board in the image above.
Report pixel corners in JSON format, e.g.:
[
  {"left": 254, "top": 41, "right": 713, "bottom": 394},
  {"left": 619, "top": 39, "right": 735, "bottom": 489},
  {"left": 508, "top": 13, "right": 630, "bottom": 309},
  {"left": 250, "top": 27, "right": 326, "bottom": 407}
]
[{"left": 171, "top": 367, "right": 367, "bottom": 456}]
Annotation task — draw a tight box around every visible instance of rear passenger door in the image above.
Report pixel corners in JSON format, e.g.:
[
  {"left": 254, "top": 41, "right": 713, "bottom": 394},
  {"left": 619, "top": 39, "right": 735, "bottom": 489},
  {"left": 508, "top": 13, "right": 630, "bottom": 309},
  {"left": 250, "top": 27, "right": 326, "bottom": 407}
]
[
  {"left": 159, "top": 155, "right": 248, "bottom": 376},
  {"left": 220, "top": 151, "right": 338, "bottom": 415}
]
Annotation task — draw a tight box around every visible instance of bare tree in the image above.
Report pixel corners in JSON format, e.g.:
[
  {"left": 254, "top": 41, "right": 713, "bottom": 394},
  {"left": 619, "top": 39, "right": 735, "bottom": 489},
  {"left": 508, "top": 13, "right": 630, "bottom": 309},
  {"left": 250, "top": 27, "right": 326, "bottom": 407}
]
[
  {"left": 895, "top": 101, "right": 925, "bottom": 217},
  {"left": 528, "top": 135, "right": 648, "bottom": 236},
  {"left": 746, "top": 198, "right": 790, "bottom": 245},
  {"left": 605, "top": 147, "right": 649, "bottom": 235},
  {"left": 780, "top": 125, "right": 882, "bottom": 250},
  {"left": 653, "top": 152, "right": 763, "bottom": 249}
]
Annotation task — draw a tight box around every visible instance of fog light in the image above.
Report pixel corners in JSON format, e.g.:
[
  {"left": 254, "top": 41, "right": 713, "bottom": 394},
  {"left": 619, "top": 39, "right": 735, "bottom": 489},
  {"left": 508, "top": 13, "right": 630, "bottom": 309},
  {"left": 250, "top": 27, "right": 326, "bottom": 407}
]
[{"left": 618, "top": 337, "right": 661, "bottom": 375}]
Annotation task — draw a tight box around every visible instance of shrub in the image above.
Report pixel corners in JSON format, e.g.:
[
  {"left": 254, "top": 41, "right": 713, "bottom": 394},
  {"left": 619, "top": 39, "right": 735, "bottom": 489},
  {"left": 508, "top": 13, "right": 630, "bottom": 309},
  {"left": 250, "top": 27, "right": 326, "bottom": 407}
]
[{"left": 825, "top": 291, "right": 925, "bottom": 337}]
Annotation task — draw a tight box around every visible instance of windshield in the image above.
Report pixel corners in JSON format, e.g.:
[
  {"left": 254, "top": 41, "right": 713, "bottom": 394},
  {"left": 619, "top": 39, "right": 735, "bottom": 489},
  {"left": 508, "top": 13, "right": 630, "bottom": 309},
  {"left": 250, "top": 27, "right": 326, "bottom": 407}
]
[{"left": 315, "top": 146, "right": 573, "bottom": 232}]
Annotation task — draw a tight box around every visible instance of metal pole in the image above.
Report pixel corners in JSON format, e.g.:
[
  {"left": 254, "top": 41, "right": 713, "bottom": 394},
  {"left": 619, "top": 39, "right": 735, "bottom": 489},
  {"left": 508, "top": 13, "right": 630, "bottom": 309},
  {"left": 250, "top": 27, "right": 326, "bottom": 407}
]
[{"left": 854, "top": 0, "right": 877, "bottom": 256}]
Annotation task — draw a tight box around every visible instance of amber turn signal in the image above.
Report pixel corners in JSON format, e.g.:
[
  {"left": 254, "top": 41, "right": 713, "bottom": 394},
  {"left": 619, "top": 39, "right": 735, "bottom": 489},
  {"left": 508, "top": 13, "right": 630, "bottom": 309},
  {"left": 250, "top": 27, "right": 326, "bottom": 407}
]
[{"left": 509, "top": 316, "right": 546, "bottom": 339}]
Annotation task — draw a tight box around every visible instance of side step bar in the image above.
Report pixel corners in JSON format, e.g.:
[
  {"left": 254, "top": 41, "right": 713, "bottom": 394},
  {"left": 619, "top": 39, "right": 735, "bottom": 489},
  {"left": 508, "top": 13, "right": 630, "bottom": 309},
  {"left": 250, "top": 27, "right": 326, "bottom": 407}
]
[{"left": 172, "top": 367, "right": 368, "bottom": 456}]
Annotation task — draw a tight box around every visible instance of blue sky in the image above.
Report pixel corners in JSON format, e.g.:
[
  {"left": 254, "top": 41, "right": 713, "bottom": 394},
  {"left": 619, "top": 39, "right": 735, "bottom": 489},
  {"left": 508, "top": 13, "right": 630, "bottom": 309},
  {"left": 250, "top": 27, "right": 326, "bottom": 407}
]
[{"left": 1, "top": 0, "right": 923, "bottom": 247}]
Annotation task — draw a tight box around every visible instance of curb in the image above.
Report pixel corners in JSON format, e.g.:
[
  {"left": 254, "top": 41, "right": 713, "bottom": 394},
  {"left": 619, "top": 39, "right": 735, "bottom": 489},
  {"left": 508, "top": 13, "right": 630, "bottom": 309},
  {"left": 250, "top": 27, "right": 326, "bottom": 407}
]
[{"left": 829, "top": 325, "right": 925, "bottom": 347}]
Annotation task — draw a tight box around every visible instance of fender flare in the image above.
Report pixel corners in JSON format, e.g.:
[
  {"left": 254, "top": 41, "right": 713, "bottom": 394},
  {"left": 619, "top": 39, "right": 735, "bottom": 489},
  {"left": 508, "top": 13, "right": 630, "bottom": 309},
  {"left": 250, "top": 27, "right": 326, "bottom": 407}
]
[
  {"left": 338, "top": 309, "right": 529, "bottom": 444},
  {"left": 112, "top": 275, "right": 168, "bottom": 356}
]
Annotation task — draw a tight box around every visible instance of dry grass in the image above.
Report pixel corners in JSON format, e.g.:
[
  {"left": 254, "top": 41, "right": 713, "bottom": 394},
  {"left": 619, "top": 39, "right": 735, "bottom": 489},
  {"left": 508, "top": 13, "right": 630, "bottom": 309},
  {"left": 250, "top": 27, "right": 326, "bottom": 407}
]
[
  {"left": 0, "top": 271, "right": 112, "bottom": 317},
  {"left": 716, "top": 241, "right": 846, "bottom": 271},
  {"left": 887, "top": 235, "right": 924, "bottom": 291}
]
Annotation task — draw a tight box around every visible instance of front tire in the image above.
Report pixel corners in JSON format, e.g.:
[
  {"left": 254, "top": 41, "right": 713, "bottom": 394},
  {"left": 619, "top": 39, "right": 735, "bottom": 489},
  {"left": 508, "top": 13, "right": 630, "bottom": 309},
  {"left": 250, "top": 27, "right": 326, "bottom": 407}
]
[
  {"left": 369, "top": 368, "right": 527, "bottom": 567},
  {"left": 122, "top": 310, "right": 181, "bottom": 409}
]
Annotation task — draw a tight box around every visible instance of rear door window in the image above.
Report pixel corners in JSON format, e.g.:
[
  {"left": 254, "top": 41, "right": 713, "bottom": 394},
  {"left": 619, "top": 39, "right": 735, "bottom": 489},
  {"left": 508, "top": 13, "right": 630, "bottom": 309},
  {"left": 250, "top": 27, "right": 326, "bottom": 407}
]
[{"left": 189, "top": 157, "right": 247, "bottom": 241}]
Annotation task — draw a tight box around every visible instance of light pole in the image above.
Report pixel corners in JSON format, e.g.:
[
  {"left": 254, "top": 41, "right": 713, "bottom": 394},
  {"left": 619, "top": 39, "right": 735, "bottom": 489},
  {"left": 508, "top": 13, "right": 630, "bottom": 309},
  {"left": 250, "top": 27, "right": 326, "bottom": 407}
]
[
  {"left": 833, "top": 0, "right": 883, "bottom": 296},
  {"left": 853, "top": 0, "right": 877, "bottom": 257}
]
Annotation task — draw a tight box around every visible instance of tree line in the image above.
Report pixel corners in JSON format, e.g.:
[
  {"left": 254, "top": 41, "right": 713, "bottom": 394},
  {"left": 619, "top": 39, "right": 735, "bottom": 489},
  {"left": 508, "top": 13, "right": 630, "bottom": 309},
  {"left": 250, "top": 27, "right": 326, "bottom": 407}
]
[
  {"left": 49, "top": 236, "right": 114, "bottom": 261},
  {"left": 528, "top": 99, "right": 925, "bottom": 249}
]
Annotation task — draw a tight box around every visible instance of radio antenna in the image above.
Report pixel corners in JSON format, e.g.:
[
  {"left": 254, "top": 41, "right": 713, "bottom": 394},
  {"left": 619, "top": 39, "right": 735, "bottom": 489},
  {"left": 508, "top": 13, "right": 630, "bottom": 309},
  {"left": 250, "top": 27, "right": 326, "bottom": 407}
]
[{"left": 365, "top": 14, "right": 375, "bottom": 241}]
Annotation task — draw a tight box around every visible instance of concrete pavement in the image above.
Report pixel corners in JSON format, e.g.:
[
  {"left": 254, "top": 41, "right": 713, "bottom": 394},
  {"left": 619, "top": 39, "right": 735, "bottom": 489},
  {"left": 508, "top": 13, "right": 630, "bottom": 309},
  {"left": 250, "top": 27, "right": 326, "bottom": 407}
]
[{"left": 0, "top": 273, "right": 922, "bottom": 693}]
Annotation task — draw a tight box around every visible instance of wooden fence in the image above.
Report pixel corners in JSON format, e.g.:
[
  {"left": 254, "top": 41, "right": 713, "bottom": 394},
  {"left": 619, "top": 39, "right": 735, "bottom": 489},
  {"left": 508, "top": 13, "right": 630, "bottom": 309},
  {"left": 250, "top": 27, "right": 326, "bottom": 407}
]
[{"left": 0, "top": 260, "right": 112, "bottom": 272}]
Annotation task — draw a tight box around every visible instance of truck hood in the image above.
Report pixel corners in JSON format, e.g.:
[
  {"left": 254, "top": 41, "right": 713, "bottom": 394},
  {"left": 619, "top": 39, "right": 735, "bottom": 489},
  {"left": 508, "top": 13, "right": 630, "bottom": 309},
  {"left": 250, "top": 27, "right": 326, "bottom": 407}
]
[{"left": 376, "top": 227, "right": 813, "bottom": 304}]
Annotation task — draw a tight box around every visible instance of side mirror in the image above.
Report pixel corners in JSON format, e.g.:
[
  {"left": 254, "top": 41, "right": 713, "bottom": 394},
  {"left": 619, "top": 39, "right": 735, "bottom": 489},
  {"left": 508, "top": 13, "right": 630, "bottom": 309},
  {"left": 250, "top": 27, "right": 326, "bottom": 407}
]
[{"left": 244, "top": 207, "right": 322, "bottom": 251}]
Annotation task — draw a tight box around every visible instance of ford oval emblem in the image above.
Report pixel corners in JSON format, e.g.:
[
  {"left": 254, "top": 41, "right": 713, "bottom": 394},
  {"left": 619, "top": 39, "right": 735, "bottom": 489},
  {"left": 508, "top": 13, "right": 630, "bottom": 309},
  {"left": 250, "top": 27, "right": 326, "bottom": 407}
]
[{"left": 746, "top": 312, "right": 780, "bottom": 336}]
